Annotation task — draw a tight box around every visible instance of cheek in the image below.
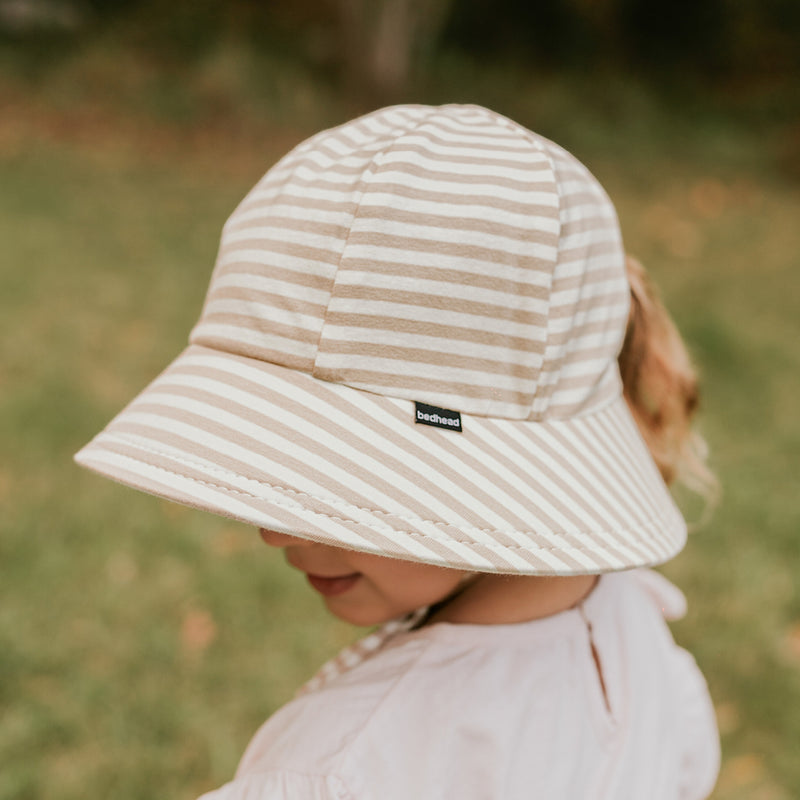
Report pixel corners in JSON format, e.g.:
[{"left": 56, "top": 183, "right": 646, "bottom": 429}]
[{"left": 368, "top": 563, "right": 469, "bottom": 609}]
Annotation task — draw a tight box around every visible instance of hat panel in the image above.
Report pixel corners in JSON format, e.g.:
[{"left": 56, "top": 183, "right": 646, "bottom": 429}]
[
  {"left": 313, "top": 108, "right": 561, "bottom": 419},
  {"left": 530, "top": 141, "right": 630, "bottom": 420},
  {"left": 189, "top": 106, "right": 436, "bottom": 372}
]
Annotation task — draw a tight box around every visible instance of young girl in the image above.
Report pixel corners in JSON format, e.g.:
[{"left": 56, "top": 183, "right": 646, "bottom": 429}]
[{"left": 75, "top": 104, "right": 720, "bottom": 799}]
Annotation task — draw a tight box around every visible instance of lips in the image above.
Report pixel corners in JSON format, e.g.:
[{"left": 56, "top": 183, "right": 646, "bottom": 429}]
[{"left": 306, "top": 573, "right": 361, "bottom": 597}]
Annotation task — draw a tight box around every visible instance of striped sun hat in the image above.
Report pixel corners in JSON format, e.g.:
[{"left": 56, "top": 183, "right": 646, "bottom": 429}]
[{"left": 75, "top": 104, "right": 686, "bottom": 575}]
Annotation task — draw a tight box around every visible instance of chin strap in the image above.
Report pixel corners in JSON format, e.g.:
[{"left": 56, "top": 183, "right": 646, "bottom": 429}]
[{"left": 296, "top": 607, "right": 429, "bottom": 697}]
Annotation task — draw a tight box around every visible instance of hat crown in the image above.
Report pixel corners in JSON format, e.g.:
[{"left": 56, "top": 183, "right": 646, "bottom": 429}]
[{"left": 191, "top": 104, "right": 630, "bottom": 421}]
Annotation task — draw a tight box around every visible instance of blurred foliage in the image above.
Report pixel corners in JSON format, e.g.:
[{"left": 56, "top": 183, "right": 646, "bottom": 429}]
[{"left": 1, "top": 0, "right": 799, "bottom": 107}]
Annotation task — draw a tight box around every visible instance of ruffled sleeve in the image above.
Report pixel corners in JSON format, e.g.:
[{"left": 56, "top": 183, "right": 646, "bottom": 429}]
[{"left": 197, "top": 770, "right": 351, "bottom": 800}]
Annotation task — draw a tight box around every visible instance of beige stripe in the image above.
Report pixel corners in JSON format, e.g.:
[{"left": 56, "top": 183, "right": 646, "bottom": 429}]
[
  {"left": 339, "top": 258, "right": 551, "bottom": 299},
  {"left": 547, "top": 291, "right": 628, "bottom": 319},
  {"left": 327, "top": 285, "right": 549, "bottom": 326},
  {"left": 212, "top": 261, "right": 333, "bottom": 291},
  {"left": 383, "top": 127, "right": 542, "bottom": 155},
  {"left": 319, "top": 312, "right": 546, "bottom": 352},
  {"left": 558, "top": 213, "right": 621, "bottom": 237},
  {"left": 352, "top": 180, "right": 557, "bottom": 216},
  {"left": 544, "top": 317, "right": 626, "bottom": 348},
  {"left": 308, "top": 368, "right": 527, "bottom": 407},
  {"left": 418, "top": 115, "right": 531, "bottom": 143},
  {"left": 376, "top": 150, "right": 553, "bottom": 182},
  {"left": 207, "top": 287, "right": 326, "bottom": 320},
  {"left": 550, "top": 266, "right": 624, "bottom": 293},
  {"left": 367, "top": 160, "right": 554, "bottom": 192},
  {"left": 343, "top": 232, "right": 556, "bottom": 271},
  {"left": 217, "top": 237, "right": 342, "bottom": 268}
]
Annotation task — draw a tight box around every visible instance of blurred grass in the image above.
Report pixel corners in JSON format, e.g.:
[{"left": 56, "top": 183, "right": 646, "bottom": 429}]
[{"left": 1, "top": 45, "right": 799, "bottom": 800}]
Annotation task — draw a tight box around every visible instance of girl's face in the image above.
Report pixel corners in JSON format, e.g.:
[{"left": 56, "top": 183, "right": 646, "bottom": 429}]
[{"left": 259, "top": 529, "right": 473, "bottom": 626}]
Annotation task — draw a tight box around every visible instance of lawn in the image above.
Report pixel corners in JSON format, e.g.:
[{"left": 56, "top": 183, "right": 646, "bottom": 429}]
[{"left": 1, "top": 64, "right": 798, "bottom": 799}]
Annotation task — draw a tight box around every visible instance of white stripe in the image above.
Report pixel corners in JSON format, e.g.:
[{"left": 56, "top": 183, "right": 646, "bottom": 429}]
[
  {"left": 224, "top": 225, "right": 345, "bottom": 254},
  {"left": 210, "top": 272, "right": 331, "bottom": 305},
  {"left": 360, "top": 169, "right": 559, "bottom": 205},
  {"left": 218, "top": 247, "right": 339, "bottom": 275},
  {"left": 239, "top": 184, "right": 365, "bottom": 209},
  {"left": 559, "top": 227, "right": 622, "bottom": 251},
  {"left": 232, "top": 203, "right": 355, "bottom": 228},
  {"left": 312, "top": 325, "right": 545, "bottom": 367},
  {"left": 190, "top": 324, "right": 315, "bottom": 359},
  {"left": 545, "top": 301, "right": 630, "bottom": 332},
  {"left": 342, "top": 248, "right": 555, "bottom": 287}
]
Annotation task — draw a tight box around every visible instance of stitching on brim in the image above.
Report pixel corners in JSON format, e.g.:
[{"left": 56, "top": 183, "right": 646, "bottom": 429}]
[{"left": 88, "top": 432, "right": 680, "bottom": 557}]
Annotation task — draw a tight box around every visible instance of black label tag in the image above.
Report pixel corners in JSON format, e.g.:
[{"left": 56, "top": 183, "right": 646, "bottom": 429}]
[{"left": 414, "top": 402, "right": 462, "bottom": 432}]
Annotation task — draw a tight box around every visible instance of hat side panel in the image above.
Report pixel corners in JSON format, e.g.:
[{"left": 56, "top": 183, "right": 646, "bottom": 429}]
[
  {"left": 189, "top": 107, "right": 436, "bottom": 373},
  {"left": 313, "top": 110, "right": 561, "bottom": 419},
  {"left": 531, "top": 141, "right": 630, "bottom": 421}
]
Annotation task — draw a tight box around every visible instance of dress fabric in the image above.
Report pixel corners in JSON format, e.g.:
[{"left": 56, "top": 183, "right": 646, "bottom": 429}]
[{"left": 198, "top": 571, "right": 719, "bottom": 800}]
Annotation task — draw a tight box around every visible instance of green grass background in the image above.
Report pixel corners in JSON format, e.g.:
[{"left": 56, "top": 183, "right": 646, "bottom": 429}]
[{"left": 1, "top": 54, "right": 799, "bottom": 799}]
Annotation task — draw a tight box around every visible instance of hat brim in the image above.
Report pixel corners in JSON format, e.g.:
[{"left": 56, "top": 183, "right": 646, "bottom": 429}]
[{"left": 75, "top": 344, "right": 686, "bottom": 575}]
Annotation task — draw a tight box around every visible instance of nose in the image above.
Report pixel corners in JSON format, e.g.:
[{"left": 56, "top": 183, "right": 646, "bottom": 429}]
[{"left": 258, "top": 528, "right": 307, "bottom": 548}]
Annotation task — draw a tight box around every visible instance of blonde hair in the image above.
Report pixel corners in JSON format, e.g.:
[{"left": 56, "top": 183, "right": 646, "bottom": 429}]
[{"left": 618, "top": 257, "right": 719, "bottom": 505}]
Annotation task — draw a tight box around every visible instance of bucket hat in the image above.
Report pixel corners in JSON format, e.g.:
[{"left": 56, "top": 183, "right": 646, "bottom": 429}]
[{"left": 75, "top": 104, "right": 686, "bottom": 575}]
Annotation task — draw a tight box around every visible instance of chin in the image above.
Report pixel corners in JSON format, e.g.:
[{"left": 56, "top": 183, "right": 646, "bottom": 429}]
[{"left": 325, "top": 601, "right": 393, "bottom": 628}]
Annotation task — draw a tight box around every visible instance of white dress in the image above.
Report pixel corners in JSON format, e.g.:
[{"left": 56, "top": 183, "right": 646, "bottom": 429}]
[{"left": 199, "top": 571, "right": 719, "bottom": 800}]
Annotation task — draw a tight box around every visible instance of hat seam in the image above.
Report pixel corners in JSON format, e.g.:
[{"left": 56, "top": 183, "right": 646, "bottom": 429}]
[{"left": 87, "top": 433, "right": 676, "bottom": 556}]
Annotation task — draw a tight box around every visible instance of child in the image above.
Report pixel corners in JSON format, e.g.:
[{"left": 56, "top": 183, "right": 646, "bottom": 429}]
[{"left": 75, "top": 104, "right": 720, "bottom": 799}]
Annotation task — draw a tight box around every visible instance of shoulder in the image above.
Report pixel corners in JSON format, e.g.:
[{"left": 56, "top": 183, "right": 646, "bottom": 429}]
[{"left": 235, "top": 610, "right": 600, "bottom": 797}]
